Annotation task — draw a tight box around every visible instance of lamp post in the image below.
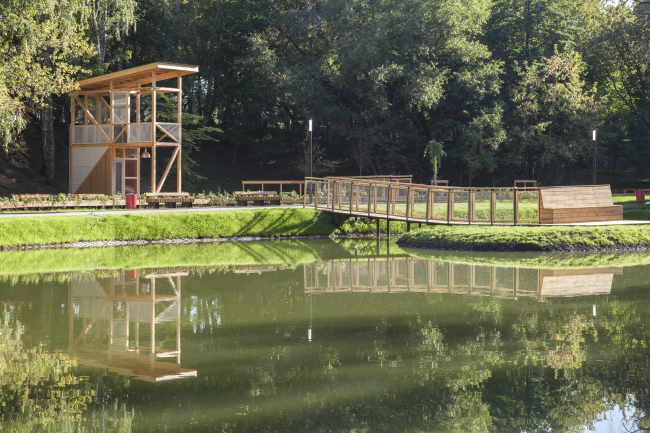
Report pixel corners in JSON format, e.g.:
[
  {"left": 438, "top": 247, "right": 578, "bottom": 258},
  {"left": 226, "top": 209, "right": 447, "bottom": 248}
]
[
  {"left": 309, "top": 119, "right": 313, "bottom": 179},
  {"left": 593, "top": 130, "right": 597, "bottom": 185}
]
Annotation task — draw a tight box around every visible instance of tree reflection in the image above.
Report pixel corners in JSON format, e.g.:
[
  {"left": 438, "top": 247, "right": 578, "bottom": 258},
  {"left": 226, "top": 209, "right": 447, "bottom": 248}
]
[
  {"left": 0, "top": 308, "right": 93, "bottom": 431},
  {"left": 2, "top": 248, "right": 650, "bottom": 432}
]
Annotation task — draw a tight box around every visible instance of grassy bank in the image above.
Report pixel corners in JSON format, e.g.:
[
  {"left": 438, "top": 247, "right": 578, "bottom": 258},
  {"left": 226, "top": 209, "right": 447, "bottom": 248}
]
[
  {"left": 402, "top": 248, "right": 650, "bottom": 269},
  {"left": 397, "top": 225, "right": 650, "bottom": 252},
  {"left": 0, "top": 239, "right": 358, "bottom": 280},
  {"left": 0, "top": 208, "right": 409, "bottom": 248}
]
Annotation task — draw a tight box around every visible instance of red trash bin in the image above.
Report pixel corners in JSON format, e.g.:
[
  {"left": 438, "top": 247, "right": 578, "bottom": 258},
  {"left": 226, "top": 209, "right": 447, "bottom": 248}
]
[
  {"left": 125, "top": 193, "right": 138, "bottom": 209},
  {"left": 636, "top": 190, "right": 646, "bottom": 203}
]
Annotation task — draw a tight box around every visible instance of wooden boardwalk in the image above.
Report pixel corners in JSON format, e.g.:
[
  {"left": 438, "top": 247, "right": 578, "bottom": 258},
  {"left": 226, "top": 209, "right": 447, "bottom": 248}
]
[{"left": 303, "top": 177, "right": 645, "bottom": 227}]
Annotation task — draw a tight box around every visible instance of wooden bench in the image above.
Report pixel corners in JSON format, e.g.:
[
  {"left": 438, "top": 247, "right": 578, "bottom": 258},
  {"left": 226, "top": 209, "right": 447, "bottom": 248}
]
[
  {"left": 235, "top": 191, "right": 281, "bottom": 206},
  {"left": 539, "top": 185, "right": 622, "bottom": 224},
  {"left": 145, "top": 192, "right": 194, "bottom": 208}
]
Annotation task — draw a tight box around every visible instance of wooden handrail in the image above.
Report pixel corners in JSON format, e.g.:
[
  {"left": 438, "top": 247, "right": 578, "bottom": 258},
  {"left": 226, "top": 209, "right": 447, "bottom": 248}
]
[
  {"left": 241, "top": 180, "right": 304, "bottom": 195},
  {"left": 303, "top": 176, "right": 542, "bottom": 225}
]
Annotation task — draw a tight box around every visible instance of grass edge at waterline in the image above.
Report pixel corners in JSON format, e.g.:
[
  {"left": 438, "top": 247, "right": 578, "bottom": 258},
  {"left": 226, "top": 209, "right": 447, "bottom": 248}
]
[
  {"left": 0, "top": 208, "right": 410, "bottom": 248},
  {"left": 397, "top": 225, "right": 650, "bottom": 252}
]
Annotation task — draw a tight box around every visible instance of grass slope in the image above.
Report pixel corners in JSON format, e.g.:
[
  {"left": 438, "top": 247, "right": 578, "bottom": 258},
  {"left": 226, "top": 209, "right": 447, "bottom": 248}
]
[
  {"left": 0, "top": 208, "right": 412, "bottom": 247},
  {"left": 397, "top": 225, "right": 650, "bottom": 252}
]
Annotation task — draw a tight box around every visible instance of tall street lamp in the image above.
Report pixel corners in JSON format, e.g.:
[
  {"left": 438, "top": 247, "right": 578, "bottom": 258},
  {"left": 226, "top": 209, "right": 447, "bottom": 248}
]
[
  {"left": 593, "top": 130, "right": 597, "bottom": 185},
  {"left": 309, "top": 119, "right": 313, "bottom": 179}
]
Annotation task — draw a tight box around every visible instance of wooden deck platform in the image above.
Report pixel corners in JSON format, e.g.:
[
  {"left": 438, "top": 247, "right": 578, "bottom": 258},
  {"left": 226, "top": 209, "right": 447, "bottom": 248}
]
[{"left": 304, "top": 177, "right": 642, "bottom": 226}]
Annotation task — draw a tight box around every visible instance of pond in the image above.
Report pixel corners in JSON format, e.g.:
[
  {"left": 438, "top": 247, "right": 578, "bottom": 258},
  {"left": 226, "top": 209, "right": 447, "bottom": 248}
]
[{"left": 0, "top": 238, "right": 649, "bottom": 432}]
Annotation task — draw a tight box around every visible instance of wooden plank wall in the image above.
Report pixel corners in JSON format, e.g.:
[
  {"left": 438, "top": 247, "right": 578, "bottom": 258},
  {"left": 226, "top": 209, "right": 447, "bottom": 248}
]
[
  {"left": 75, "top": 149, "right": 113, "bottom": 195},
  {"left": 539, "top": 185, "right": 622, "bottom": 224}
]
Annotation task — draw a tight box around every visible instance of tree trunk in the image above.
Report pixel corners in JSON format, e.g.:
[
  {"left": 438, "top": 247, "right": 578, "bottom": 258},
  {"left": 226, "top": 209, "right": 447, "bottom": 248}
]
[{"left": 41, "top": 96, "right": 56, "bottom": 185}]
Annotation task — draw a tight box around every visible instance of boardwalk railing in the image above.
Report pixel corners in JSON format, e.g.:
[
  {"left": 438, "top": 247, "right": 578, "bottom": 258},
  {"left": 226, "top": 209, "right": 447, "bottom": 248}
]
[
  {"left": 303, "top": 177, "right": 540, "bottom": 225},
  {"left": 304, "top": 257, "right": 619, "bottom": 298},
  {"left": 241, "top": 180, "right": 305, "bottom": 195}
]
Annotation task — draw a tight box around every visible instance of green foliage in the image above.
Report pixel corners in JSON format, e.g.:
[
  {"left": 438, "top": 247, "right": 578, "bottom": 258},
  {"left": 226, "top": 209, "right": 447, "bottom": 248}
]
[
  {"left": 508, "top": 50, "right": 601, "bottom": 183},
  {"left": 0, "top": 0, "right": 93, "bottom": 151}
]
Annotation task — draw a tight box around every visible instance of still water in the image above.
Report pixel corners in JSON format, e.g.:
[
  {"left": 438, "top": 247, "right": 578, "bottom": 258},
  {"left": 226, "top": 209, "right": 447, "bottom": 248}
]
[{"left": 1, "top": 238, "right": 649, "bottom": 432}]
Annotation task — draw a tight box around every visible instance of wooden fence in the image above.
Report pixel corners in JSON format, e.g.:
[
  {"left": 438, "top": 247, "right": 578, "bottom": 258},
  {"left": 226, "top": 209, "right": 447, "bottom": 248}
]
[{"left": 303, "top": 176, "right": 540, "bottom": 225}]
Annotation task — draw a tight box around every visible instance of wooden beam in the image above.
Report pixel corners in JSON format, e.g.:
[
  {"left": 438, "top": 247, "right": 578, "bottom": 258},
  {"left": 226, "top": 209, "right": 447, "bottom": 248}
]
[
  {"left": 72, "top": 95, "right": 111, "bottom": 144},
  {"left": 155, "top": 124, "right": 179, "bottom": 142},
  {"left": 155, "top": 147, "right": 180, "bottom": 193},
  {"left": 69, "top": 96, "right": 75, "bottom": 193},
  {"left": 76, "top": 62, "right": 198, "bottom": 90},
  {"left": 177, "top": 75, "right": 182, "bottom": 192},
  {"left": 151, "top": 71, "right": 157, "bottom": 194}
]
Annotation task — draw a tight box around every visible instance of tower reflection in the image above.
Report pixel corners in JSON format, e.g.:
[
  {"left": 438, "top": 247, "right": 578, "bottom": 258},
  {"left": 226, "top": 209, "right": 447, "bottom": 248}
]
[{"left": 68, "top": 269, "right": 196, "bottom": 382}]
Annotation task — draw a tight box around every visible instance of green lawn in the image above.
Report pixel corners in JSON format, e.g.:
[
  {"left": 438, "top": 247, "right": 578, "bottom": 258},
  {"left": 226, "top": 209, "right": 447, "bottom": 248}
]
[
  {"left": 397, "top": 224, "right": 650, "bottom": 252},
  {"left": 0, "top": 208, "right": 415, "bottom": 248},
  {"left": 339, "top": 199, "right": 539, "bottom": 221}
]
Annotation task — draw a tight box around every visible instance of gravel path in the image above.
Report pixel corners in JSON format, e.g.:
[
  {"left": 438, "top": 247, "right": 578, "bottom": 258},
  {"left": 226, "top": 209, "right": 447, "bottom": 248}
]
[{"left": 0, "top": 205, "right": 304, "bottom": 219}]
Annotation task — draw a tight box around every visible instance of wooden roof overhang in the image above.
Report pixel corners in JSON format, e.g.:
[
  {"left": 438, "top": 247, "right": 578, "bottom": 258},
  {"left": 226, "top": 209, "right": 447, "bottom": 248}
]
[{"left": 75, "top": 62, "right": 199, "bottom": 93}]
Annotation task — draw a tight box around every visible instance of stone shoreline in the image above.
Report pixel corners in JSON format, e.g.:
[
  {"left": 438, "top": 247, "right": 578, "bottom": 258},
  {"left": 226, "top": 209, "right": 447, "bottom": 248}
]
[{"left": 0, "top": 233, "right": 390, "bottom": 251}]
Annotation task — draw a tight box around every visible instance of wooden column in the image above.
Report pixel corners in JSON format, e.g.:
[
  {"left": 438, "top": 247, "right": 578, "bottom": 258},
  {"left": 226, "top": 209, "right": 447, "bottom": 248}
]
[
  {"left": 110, "top": 80, "right": 115, "bottom": 195},
  {"left": 490, "top": 190, "right": 496, "bottom": 225},
  {"left": 69, "top": 96, "right": 75, "bottom": 193},
  {"left": 469, "top": 190, "right": 475, "bottom": 224},
  {"left": 151, "top": 71, "right": 157, "bottom": 194},
  {"left": 177, "top": 74, "right": 182, "bottom": 192},
  {"left": 406, "top": 187, "right": 411, "bottom": 220},
  {"left": 513, "top": 188, "right": 519, "bottom": 225}
]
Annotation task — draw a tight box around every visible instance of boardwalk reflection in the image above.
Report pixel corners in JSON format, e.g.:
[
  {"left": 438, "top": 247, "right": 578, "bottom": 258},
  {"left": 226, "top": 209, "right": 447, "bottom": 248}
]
[
  {"left": 304, "top": 257, "right": 622, "bottom": 298},
  {"left": 68, "top": 269, "right": 197, "bottom": 382}
]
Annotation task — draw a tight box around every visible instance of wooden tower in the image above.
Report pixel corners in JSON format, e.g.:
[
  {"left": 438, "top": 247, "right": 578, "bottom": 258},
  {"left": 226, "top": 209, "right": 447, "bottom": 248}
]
[{"left": 69, "top": 62, "right": 198, "bottom": 195}]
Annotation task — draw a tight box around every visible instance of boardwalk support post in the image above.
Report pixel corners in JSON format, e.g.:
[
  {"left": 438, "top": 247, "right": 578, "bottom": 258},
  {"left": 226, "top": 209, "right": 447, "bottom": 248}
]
[
  {"left": 387, "top": 220, "right": 391, "bottom": 238},
  {"left": 512, "top": 187, "right": 519, "bottom": 225},
  {"left": 407, "top": 222, "right": 411, "bottom": 232},
  {"left": 376, "top": 219, "right": 380, "bottom": 238}
]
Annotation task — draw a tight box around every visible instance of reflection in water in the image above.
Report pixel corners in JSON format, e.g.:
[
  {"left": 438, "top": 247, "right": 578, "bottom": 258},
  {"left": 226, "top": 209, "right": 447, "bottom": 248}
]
[
  {"left": 304, "top": 257, "right": 621, "bottom": 298},
  {"left": 0, "top": 240, "right": 649, "bottom": 432},
  {"left": 69, "top": 269, "right": 196, "bottom": 382}
]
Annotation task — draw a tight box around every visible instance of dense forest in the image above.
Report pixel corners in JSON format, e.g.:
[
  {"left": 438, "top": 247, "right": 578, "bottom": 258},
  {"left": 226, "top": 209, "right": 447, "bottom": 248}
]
[{"left": 1, "top": 0, "right": 650, "bottom": 193}]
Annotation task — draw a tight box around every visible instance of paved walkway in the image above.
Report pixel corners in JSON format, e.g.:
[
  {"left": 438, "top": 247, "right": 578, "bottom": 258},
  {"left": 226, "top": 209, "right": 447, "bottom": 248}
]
[{"left": 0, "top": 205, "right": 303, "bottom": 219}]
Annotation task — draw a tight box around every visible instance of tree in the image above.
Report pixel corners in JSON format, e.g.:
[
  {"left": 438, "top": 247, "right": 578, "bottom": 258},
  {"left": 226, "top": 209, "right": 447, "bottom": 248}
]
[
  {"left": 244, "top": 0, "right": 505, "bottom": 181},
  {"left": 507, "top": 51, "right": 601, "bottom": 184},
  {"left": 0, "top": 0, "right": 93, "bottom": 184},
  {"left": 585, "top": 3, "right": 650, "bottom": 179},
  {"left": 0, "top": 308, "right": 93, "bottom": 430},
  {"left": 86, "top": 0, "right": 137, "bottom": 67}
]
